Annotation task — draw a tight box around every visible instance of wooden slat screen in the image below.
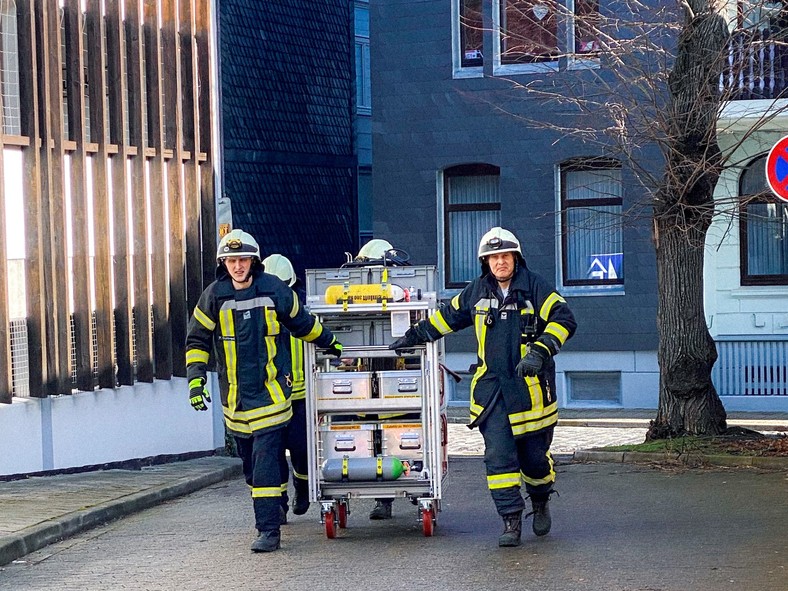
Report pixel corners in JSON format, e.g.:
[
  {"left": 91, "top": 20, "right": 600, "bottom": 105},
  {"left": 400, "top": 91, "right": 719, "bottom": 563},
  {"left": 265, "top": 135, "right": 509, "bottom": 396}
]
[{"left": 2, "top": 0, "right": 214, "bottom": 400}]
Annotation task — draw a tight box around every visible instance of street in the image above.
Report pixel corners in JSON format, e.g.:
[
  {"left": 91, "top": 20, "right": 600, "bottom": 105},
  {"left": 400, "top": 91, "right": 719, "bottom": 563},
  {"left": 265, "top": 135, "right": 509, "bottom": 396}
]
[{"left": 1, "top": 458, "right": 786, "bottom": 591}]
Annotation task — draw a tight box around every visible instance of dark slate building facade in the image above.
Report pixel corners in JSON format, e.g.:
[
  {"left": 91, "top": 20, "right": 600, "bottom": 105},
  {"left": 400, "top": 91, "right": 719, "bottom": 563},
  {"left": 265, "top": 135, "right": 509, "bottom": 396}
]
[
  {"left": 218, "top": 0, "right": 358, "bottom": 274},
  {"left": 370, "top": 0, "right": 661, "bottom": 408}
]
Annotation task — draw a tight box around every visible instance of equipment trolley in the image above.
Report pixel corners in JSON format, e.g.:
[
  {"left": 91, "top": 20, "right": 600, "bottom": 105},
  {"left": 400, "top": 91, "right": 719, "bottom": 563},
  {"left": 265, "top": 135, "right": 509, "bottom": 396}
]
[{"left": 304, "top": 265, "right": 449, "bottom": 538}]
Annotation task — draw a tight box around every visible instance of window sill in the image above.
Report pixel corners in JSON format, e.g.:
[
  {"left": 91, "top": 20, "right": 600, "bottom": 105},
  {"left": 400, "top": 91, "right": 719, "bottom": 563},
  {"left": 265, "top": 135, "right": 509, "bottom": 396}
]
[
  {"left": 729, "top": 286, "right": 788, "bottom": 298},
  {"left": 560, "top": 284, "right": 625, "bottom": 297},
  {"left": 493, "top": 62, "right": 559, "bottom": 76},
  {"left": 453, "top": 67, "right": 483, "bottom": 79},
  {"left": 567, "top": 56, "right": 601, "bottom": 71}
]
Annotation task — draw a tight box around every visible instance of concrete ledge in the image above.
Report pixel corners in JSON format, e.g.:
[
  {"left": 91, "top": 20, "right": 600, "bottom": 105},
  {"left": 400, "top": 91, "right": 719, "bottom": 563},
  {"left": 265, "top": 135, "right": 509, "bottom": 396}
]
[{"left": 0, "top": 461, "right": 242, "bottom": 567}]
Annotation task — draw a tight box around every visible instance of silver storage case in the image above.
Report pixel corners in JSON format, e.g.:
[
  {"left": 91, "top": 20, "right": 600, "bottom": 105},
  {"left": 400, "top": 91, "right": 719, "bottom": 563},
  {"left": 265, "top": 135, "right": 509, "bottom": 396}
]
[
  {"left": 315, "top": 371, "right": 373, "bottom": 403},
  {"left": 380, "top": 421, "right": 424, "bottom": 461},
  {"left": 377, "top": 370, "right": 422, "bottom": 400},
  {"left": 321, "top": 318, "right": 390, "bottom": 347},
  {"left": 320, "top": 423, "right": 376, "bottom": 460}
]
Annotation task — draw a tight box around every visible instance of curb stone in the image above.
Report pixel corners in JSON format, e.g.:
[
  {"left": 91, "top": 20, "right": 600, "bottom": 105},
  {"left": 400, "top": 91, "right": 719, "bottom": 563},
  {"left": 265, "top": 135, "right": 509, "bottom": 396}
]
[{"left": 573, "top": 450, "right": 788, "bottom": 470}]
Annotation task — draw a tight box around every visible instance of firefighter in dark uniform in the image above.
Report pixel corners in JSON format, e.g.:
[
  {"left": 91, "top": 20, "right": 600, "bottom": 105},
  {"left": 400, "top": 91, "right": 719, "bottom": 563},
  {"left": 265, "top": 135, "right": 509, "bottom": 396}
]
[
  {"left": 389, "top": 227, "right": 576, "bottom": 547},
  {"left": 186, "top": 230, "right": 342, "bottom": 553},
  {"left": 262, "top": 253, "right": 311, "bottom": 521}
]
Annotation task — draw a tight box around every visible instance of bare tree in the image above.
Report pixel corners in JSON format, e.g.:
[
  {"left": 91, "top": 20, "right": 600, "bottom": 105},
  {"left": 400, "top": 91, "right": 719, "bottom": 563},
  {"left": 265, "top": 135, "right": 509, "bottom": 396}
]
[{"left": 485, "top": 0, "right": 788, "bottom": 437}]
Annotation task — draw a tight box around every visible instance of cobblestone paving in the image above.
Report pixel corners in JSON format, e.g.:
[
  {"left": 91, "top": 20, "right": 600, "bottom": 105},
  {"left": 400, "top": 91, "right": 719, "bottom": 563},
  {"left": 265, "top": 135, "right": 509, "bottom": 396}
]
[{"left": 447, "top": 424, "right": 648, "bottom": 456}]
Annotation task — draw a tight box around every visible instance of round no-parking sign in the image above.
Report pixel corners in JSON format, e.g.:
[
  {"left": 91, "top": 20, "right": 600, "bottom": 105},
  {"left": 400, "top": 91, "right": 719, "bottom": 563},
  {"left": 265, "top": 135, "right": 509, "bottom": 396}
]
[{"left": 765, "top": 136, "right": 788, "bottom": 202}]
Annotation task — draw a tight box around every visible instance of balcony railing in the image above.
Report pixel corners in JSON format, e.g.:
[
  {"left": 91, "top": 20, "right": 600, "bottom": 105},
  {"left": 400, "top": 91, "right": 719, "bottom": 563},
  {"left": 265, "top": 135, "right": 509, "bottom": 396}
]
[{"left": 720, "top": 29, "right": 788, "bottom": 100}]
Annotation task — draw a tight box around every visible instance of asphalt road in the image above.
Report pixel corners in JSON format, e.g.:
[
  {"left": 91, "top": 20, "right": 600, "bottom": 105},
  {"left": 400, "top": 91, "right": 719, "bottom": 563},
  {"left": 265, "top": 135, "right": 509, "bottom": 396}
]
[{"left": 1, "top": 458, "right": 786, "bottom": 591}]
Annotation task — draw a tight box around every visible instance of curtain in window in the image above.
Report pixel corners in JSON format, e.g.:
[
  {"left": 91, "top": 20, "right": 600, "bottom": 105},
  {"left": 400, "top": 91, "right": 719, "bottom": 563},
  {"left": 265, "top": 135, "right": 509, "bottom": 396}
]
[
  {"left": 740, "top": 154, "right": 788, "bottom": 281},
  {"left": 447, "top": 174, "right": 500, "bottom": 283},
  {"left": 746, "top": 203, "right": 788, "bottom": 275},
  {"left": 564, "top": 166, "right": 623, "bottom": 283}
]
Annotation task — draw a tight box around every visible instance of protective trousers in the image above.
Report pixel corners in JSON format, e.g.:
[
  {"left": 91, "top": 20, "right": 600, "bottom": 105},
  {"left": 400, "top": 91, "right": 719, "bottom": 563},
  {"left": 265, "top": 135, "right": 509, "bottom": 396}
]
[
  {"left": 478, "top": 396, "right": 555, "bottom": 516},
  {"left": 235, "top": 429, "right": 285, "bottom": 532},
  {"left": 280, "top": 398, "right": 309, "bottom": 501}
]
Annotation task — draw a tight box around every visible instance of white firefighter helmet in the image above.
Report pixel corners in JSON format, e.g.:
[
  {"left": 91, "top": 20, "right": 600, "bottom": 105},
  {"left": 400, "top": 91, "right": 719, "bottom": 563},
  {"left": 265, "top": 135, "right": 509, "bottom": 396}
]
[
  {"left": 262, "top": 253, "right": 296, "bottom": 286},
  {"left": 477, "top": 227, "right": 522, "bottom": 260},
  {"left": 356, "top": 239, "right": 394, "bottom": 261},
  {"left": 216, "top": 229, "right": 261, "bottom": 263}
]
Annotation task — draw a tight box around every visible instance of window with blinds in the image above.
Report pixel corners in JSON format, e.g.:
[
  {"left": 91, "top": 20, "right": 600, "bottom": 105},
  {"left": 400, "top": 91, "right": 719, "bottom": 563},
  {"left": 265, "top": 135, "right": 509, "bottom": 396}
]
[
  {"left": 443, "top": 164, "right": 501, "bottom": 288},
  {"left": 560, "top": 158, "right": 623, "bottom": 287}
]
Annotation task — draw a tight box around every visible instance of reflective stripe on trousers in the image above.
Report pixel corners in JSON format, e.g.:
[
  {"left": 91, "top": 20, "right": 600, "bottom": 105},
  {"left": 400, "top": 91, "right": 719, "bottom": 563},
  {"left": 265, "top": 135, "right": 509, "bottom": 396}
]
[{"left": 478, "top": 395, "right": 555, "bottom": 516}]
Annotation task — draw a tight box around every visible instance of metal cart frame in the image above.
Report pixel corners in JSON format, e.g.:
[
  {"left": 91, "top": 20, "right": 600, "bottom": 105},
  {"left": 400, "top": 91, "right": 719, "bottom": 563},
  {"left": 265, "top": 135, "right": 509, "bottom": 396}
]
[{"left": 304, "top": 293, "right": 448, "bottom": 539}]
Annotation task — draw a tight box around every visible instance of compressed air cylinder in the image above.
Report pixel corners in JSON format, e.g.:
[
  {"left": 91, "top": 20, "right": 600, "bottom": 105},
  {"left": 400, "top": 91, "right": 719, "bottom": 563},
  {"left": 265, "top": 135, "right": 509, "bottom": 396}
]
[
  {"left": 324, "top": 283, "right": 406, "bottom": 304},
  {"left": 321, "top": 455, "right": 407, "bottom": 482}
]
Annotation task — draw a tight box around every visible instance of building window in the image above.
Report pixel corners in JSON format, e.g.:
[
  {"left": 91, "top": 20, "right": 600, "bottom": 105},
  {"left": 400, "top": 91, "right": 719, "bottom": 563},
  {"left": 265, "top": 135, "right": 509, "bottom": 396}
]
[
  {"left": 443, "top": 164, "right": 501, "bottom": 288},
  {"left": 573, "top": 0, "right": 601, "bottom": 55},
  {"left": 493, "top": 0, "right": 600, "bottom": 73},
  {"left": 560, "top": 158, "right": 623, "bottom": 287},
  {"left": 355, "top": 1, "right": 371, "bottom": 114},
  {"left": 739, "top": 154, "right": 788, "bottom": 285},
  {"left": 0, "top": 0, "right": 20, "bottom": 135},
  {"left": 499, "top": 0, "right": 559, "bottom": 64},
  {"left": 460, "top": 0, "right": 484, "bottom": 67}
]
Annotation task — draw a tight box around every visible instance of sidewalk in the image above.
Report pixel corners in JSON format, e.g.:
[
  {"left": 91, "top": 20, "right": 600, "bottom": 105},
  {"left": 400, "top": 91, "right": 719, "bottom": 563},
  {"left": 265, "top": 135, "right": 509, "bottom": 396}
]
[{"left": 2, "top": 410, "right": 787, "bottom": 568}]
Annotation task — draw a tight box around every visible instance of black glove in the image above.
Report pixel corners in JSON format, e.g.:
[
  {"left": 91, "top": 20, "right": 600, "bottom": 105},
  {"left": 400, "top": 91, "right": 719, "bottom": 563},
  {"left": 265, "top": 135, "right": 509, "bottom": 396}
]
[
  {"left": 325, "top": 337, "right": 343, "bottom": 358},
  {"left": 389, "top": 328, "right": 423, "bottom": 351},
  {"left": 189, "top": 378, "right": 211, "bottom": 411},
  {"left": 516, "top": 346, "right": 548, "bottom": 377}
]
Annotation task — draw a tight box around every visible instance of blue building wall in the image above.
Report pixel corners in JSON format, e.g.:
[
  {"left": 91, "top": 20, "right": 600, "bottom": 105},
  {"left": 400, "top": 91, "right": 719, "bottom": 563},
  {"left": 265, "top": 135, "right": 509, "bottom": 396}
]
[
  {"left": 219, "top": 0, "right": 358, "bottom": 274},
  {"left": 369, "top": 0, "right": 660, "bottom": 356}
]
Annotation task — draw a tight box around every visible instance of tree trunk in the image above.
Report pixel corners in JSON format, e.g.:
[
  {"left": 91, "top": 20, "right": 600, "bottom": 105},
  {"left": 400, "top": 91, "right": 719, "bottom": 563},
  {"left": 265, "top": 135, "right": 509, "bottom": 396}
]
[
  {"left": 648, "top": 216, "right": 727, "bottom": 439},
  {"left": 646, "top": 1, "right": 729, "bottom": 439}
]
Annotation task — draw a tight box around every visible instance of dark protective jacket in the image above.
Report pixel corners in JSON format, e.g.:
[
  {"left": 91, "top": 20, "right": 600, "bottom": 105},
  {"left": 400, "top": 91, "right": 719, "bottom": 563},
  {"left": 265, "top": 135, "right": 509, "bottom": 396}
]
[
  {"left": 413, "top": 265, "right": 576, "bottom": 437},
  {"left": 186, "top": 267, "right": 335, "bottom": 436}
]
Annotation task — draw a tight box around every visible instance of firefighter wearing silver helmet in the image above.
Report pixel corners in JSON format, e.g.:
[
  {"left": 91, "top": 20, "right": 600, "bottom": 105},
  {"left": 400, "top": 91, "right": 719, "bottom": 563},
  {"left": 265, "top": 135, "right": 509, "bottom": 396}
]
[
  {"left": 262, "top": 253, "right": 311, "bottom": 519},
  {"left": 389, "top": 226, "right": 576, "bottom": 547},
  {"left": 187, "top": 230, "right": 343, "bottom": 553}
]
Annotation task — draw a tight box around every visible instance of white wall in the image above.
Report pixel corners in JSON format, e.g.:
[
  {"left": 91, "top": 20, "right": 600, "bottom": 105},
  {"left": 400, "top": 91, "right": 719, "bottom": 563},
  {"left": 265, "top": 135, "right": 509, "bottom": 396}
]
[
  {"left": 0, "top": 376, "right": 226, "bottom": 477},
  {"left": 446, "top": 350, "right": 660, "bottom": 409},
  {"left": 707, "top": 119, "right": 788, "bottom": 339}
]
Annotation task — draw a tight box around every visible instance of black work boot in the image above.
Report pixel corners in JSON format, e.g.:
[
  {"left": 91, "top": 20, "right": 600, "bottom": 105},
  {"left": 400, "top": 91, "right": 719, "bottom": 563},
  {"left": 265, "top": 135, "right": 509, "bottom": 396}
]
[
  {"left": 251, "top": 530, "right": 281, "bottom": 553},
  {"left": 292, "top": 483, "right": 310, "bottom": 516},
  {"left": 369, "top": 499, "right": 393, "bottom": 520},
  {"left": 498, "top": 511, "right": 523, "bottom": 547},
  {"left": 530, "top": 497, "right": 552, "bottom": 537}
]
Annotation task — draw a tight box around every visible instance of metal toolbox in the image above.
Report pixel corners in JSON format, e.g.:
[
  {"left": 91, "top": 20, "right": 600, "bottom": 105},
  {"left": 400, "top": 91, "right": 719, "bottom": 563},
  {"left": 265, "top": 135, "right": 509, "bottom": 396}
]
[
  {"left": 321, "top": 318, "right": 390, "bottom": 347},
  {"left": 306, "top": 265, "right": 438, "bottom": 300},
  {"left": 320, "top": 423, "right": 375, "bottom": 460},
  {"left": 377, "top": 370, "right": 422, "bottom": 400},
  {"left": 380, "top": 421, "right": 424, "bottom": 460},
  {"left": 315, "top": 372, "right": 373, "bottom": 402}
]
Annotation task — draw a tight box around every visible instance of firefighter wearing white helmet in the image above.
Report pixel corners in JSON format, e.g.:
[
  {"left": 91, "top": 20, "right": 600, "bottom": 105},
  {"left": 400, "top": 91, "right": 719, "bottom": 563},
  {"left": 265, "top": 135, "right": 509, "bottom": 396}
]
[
  {"left": 389, "top": 226, "right": 576, "bottom": 547},
  {"left": 187, "top": 230, "right": 343, "bottom": 553},
  {"left": 356, "top": 238, "right": 394, "bottom": 261},
  {"left": 262, "top": 253, "right": 296, "bottom": 287},
  {"left": 262, "top": 253, "right": 310, "bottom": 519}
]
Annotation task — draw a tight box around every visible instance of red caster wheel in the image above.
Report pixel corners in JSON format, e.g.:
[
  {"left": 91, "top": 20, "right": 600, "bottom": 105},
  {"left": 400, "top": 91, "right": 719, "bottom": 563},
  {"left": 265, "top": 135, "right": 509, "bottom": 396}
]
[
  {"left": 422, "top": 507, "right": 435, "bottom": 537},
  {"left": 324, "top": 509, "right": 337, "bottom": 539}
]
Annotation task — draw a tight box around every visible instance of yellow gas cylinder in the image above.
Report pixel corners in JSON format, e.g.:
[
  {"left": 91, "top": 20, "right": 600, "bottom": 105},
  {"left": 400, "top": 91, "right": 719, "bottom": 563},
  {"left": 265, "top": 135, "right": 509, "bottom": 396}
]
[{"left": 324, "top": 283, "right": 406, "bottom": 304}]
